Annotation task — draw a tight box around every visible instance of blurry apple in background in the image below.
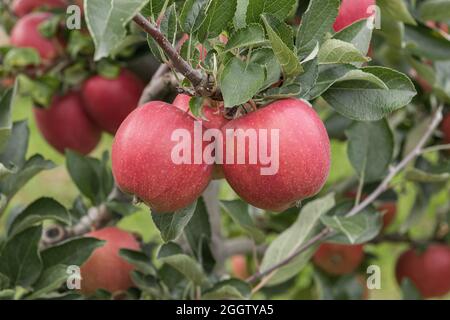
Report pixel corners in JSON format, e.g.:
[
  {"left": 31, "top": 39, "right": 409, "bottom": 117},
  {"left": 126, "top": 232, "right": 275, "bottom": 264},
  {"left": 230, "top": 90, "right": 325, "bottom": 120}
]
[
  {"left": 34, "top": 91, "right": 101, "bottom": 155},
  {"left": 313, "top": 243, "right": 364, "bottom": 275},
  {"left": 10, "top": 12, "right": 62, "bottom": 63}
]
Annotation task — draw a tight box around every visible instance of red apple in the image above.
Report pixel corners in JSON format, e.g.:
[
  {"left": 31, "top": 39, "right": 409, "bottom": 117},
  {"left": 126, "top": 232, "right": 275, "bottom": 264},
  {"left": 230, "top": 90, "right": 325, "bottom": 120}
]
[
  {"left": 221, "top": 98, "right": 330, "bottom": 212},
  {"left": 12, "top": 0, "right": 67, "bottom": 17},
  {"left": 10, "top": 12, "right": 62, "bottom": 62},
  {"left": 34, "top": 91, "right": 101, "bottom": 155},
  {"left": 313, "top": 243, "right": 365, "bottom": 275},
  {"left": 81, "top": 69, "right": 144, "bottom": 134},
  {"left": 80, "top": 227, "right": 140, "bottom": 295},
  {"left": 378, "top": 202, "right": 396, "bottom": 229},
  {"left": 333, "top": 0, "right": 376, "bottom": 32},
  {"left": 112, "top": 101, "right": 213, "bottom": 213},
  {"left": 231, "top": 255, "right": 248, "bottom": 280},
  {"left": 441, "top": 113, "right": 450, "bottom": 144},
  {"left": 396, "top": 244, "right": 450, "bottom": 298}
]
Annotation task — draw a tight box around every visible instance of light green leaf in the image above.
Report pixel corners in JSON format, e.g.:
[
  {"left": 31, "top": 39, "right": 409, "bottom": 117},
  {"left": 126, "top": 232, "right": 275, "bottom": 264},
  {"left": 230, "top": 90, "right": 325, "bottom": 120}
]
[
  {"left": 26, "top": 265, "right": 68, "bottom": 299},
  {"left": 419, "top": 0, "right": 450, "bottom": 22},
  {"left": 159, "top": 254, "right": 209, "bottom": 286},
  {"left": 333, "top": 19, "right": 373, "bottom": 56},
  {"left": 179, "top": 0, "right": 209, "bottom": 33},
  {"left": 405, "top": 168, "right": 450, "bottom": 183},
  {"left": 377, "top": 0, "right": 417, "bottom": 25}
]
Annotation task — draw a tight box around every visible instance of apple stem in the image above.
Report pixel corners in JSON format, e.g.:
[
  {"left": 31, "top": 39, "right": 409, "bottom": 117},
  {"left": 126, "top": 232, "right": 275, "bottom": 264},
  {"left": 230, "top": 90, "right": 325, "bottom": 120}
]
[{"left": 247, "top": 105, "right": 444, "bottom": 286}]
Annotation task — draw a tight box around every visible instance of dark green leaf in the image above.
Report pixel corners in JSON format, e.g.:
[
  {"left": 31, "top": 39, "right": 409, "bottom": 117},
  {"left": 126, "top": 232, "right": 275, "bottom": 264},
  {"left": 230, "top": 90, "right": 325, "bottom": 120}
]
[
  {"left": 198, "top": 0, "right": 237, "bottom": 41},
  {"left": 246, "top": 0, "right": 297, "bottom": 24}
]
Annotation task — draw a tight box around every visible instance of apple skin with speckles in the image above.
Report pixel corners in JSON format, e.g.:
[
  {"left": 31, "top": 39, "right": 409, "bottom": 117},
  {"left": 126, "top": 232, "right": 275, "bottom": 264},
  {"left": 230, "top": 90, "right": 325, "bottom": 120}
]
[
  {"left": 221, "top": 98, "right": 330, "bottom": 212},
  {"left": 112, "top": 101, "right": 213, "bottom": 213}
]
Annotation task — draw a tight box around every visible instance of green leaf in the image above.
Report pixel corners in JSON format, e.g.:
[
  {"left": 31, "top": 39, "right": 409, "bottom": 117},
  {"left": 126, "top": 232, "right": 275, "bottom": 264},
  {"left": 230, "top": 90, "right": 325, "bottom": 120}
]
[
  {"left": 8, "top": 198, "right": 70, "bottom": 239},
  {"left": 224, "top": 24, "right": 267, "bottom": 52},
  {"left": 377, "top": 0, "right": 417, "bottom": 25},
  {"left": 0, "top": 88, "right": 14, "bottom": 153},
  {"left": 307, "top": 64, "right": 386, "bottom": 100},
  {"left": 246, "top": 0, "right": 297, "bottom": 24},
  {"left": 0, "top": 120, "right": 28, "bottom": 168},
  {"left": 296, "top": 0, "right": 339, "bottom": 58},
  {"left": 65, "top": 151, "right": 114, "bottom": 205},
  {"left": 198, "top": 0, "right": 237, "bottom": 41},
  {"left": 26, "top": 264, "right": 68, "bottom": 299},
  {"left": 142, "top": 0, "right": 169, "bottom": 20},
  {"left": 0, "top": 154, "right": 55, "bottom": 199},
  {"left": 41, "top": 237, "right": 105, "bottom": 268},
  {"left": 0, "top": 273, "right": 10, "bottom": 291},
  {"left": 318, "top": 39, "right": 370, "bottom": 65},
  {"left": 17, "top": 74, "right": 59, "bottom": 107},
  {"left": 160, "top": 3, "right": 178, "bottom": 46},
  {"left": 184, "top": 197, "right": 215, "bottom": 272},
  {"left": 333, "top": 19, "right": 373, "bottom": 56},
  {"left": 151, "top": 200, "right": 197, "bottom": 243},
  {"left": 220, "top": 199, "right": 265, "bottom": 243},
  {"left": 3, "top": 48, "right": 40, "bottom": 70},
  {"left": 294, "top": 58, "right": 319, "bottom": 98},
  {"left": 179, "top": 0, "right": 209, "bottom": 33},
  {"left": 202, "top": 279, "right": 251, "bottom": 300},
  {"left": 405, "top": 168, "right": 450, "bottom": 183},
  {"left": 249, "top": 47, "right": 282, "bottom": 89},
  {"left": 67, "top": 30, "right": 95, "bottom": 58},
  {"left": 159, "top": 253, "right": 209, "bottom": 286},
  {"left": 262, "top": 14, "right": 303, "bottom": 79},
  {"left": 0, "top": 226, "right": 43, "bottom": 287},
  {"left": 346, "top": 120, "right": 394, "bottom": 182},
  {"left": 105, "top": 201, "right": 139, "bottom": 216},
  {"left": 234, "top": 0, "right": 249, "bottom": 29},
  {"left": 322, "top": 201, "right": 382, "bottom": 244},
  {"left": 220, "top": 57, "right": 265, "bottom": 108},
  {"left": 119, "top": 249, "right": 155, "bottom": 276},
  {"left": 260, "top": 193, "right": 335, "bottom": 285},
  {"left": 96, "top": 60, "right": 121, "bottom": 79},
  {"left": 419, "top": 0, "right": 450, "bottom": 22},
  {"left": 322, "top": 66, "right": 416, "bottom": 121},
  {"left": 85, "top": 0, "right": 149, "bottom": 60}
]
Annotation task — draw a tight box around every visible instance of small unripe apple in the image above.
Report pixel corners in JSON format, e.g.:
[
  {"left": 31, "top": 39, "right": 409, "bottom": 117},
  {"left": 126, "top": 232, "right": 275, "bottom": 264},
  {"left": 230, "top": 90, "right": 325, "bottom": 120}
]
[
  {"left": 34, "top": 91, "right": 101, "bottom": 155},
  {"left": 441, "top": 113, "right": 450, "bottom": 144},
  {"left": 10, "top": 12, "right": 61, "bottom": 62},
  {"left": 333, "top": 0, "right": 376, "bottom": 32},
  {"left": 395, "top": 244, "right": 450, "bottom": 298},
  {"left": 221, "top": 98, "right": 330, "bottom": 212},
  {"left": 378, "top": 202, "right": 396, "bottom": 229},
  {"left": 81, "top": 69, "right": 144, "bottom": 134},
  {"left": 12, "top": 0, "right": 67, "bottom": 17},
  {"left": 112, "top": 101, "right": 213, "bottom": 213},
  {"left": 80, "top": 227, "right": 140, "bottom": 295},
  {"left": 231, "top": 255, "right": 248, "bottom": 280},
  {"left": 313, "top": 243, "right": 364, "bottom": 275}
]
